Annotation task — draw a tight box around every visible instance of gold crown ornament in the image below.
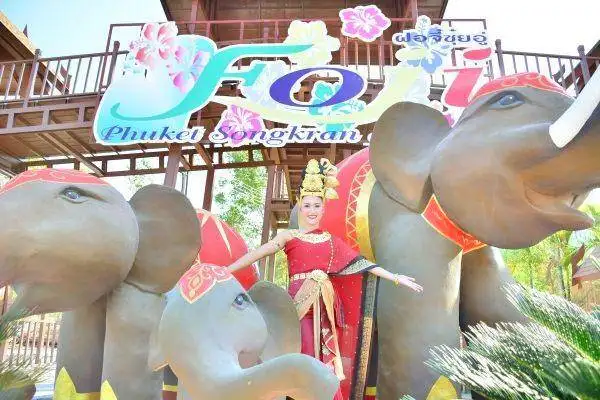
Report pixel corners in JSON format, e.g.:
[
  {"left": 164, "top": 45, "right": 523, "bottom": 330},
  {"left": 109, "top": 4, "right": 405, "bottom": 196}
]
[{"left": 299, "top": 158, "right": 339, "bottom": 200}]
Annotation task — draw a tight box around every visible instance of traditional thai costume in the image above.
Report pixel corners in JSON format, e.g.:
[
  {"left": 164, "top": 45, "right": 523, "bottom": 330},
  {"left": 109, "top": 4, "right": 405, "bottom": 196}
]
[{"left": 286, "top": 159, "right": 380, "bottom": 400}]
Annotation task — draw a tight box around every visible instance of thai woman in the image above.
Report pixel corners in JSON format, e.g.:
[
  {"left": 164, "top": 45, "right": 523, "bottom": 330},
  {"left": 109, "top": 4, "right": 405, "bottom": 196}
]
[{"left": 228, "top": 158, "right": 423, "bottom": 399}]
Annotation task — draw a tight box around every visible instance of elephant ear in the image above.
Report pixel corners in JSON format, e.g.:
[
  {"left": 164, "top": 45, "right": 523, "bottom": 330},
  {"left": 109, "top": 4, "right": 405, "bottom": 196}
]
[
  {"left": 127, "top": 185, "right": 201, "bottom": 294},
  {"left": 248, "top": 281, "right": 301, "bottom": 360},
  {"left": 370, "top": 102, "right": 451, "bottom": 212}
]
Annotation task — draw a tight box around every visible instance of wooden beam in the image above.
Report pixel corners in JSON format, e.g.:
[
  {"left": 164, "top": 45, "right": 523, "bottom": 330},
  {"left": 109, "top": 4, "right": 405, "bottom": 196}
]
[
  {"left": 194, "top": 143, "right": 214, "bottom": 170},
  {"left": 40, "top": 133, "right": 104, "bottom": 176},
  {"left": 163, "top": 144, "right": 182, "bottom": 188},
  {"left": 1, "top": 121, "right": 93, "bottom": 135},
  {"left": 180, "top": 154, "right": 191, "bottom": 171},
  {"left": 203, "top": 168, "right": 215, "bottom": 211},
  {"left": 259, "top": 166, "right": 276, "bottom": 278},
  {"left": 328, "top": 143, "right": 337, "bottom": 163}
]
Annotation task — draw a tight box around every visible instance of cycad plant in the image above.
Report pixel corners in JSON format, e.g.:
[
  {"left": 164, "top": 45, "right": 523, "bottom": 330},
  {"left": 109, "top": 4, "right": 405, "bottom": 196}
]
[
  {"left": 425, "top": 284, "right": 600, "bottom": 400},
  {"left": 0, "top": 307, "right": 48, "bottom": 399}
]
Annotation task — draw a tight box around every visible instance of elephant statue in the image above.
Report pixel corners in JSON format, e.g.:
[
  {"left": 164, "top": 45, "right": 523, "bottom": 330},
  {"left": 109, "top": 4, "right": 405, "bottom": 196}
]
[
  {"left": 283, "top": 71, "right": 600, "bottom": 399},
  {"left": 150, "top": 262, "right": 340, "bottom": 400},
  {"left": 0, "top": 169, "right": 201, "bottom": 399}
]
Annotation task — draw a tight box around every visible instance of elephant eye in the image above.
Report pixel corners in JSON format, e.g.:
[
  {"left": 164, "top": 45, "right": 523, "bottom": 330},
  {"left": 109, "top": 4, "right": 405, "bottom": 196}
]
[
  {"left": 489, "top": 92, "right": 524, "bottom": 109},
  {"left": 232, "top": 293, "right": 251, "bottom": 310},
  {"left": 60, "top": 187, "right": 87, "bottom": 203}
]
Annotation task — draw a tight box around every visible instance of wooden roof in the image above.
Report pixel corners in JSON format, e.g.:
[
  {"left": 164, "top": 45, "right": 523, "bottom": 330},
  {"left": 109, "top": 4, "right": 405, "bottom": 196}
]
[
  {"left": 0, "top": 11, "right": 36, "bottom": 62},
  {"left": 161, "top": 0, "right": 449, "bottom": 23},
  {"left": 573, "top": 247, "right": 600, "bottom": 284}
]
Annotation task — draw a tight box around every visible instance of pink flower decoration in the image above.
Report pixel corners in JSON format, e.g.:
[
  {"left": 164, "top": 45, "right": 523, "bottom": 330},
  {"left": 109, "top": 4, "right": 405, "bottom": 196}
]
[
  {"left": 167, "top": 48, "right": 210, "bottom": 93},
  {"left": 129, "top": 22, "right": 178, "bottom": 69},
  {"left": 339, "top": 5, "right": 391, "bottom": 42},
  {"left": 216, "top": 106, "right": 265, "bottom": 147}
]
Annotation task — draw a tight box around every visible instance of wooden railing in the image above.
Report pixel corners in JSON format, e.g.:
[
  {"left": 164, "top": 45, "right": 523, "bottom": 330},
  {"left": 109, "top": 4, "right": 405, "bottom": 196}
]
[
  {"left": 0, "top": 288, "right": 60, "bottom": 368},
  {"left": 0, "top": 48, "right": 127, "bottom": 105},
  {"left": 1, "top": 318, "right": 60, "bottom": 367},
  {"left": 0, "top": 18, "right": 597, "bottom": 107}
]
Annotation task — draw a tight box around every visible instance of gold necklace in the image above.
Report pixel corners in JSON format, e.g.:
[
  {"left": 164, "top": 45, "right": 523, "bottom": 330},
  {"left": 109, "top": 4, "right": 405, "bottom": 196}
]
[{"left": 291, "top": 229, "right": 331, "bottom": 244}]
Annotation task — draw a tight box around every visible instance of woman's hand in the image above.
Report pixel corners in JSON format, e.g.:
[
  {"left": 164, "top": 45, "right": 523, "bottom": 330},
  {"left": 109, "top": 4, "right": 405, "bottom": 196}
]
[{"left": 392, "top": 274, "right": 423, "bottom": 292}]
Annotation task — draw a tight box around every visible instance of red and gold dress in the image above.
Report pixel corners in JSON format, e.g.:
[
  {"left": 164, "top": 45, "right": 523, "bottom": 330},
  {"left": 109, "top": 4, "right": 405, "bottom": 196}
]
[{"left": 284, "top": 228, "right": 379, "bottom": 400}]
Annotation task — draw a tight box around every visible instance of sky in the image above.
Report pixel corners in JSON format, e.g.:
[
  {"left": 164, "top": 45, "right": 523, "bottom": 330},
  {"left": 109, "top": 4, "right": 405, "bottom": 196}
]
[{"left": 1, "top": 0, "right": 599, "bottom": 206}]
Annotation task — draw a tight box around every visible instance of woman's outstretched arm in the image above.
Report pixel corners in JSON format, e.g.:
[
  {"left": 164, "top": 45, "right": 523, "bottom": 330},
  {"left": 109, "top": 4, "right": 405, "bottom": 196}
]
[
  {"left": 228, "top": 230, "right": 291, "bottom": 273},
  {"left": 369, "top": 267, "right": 423, "bottom": 292}
]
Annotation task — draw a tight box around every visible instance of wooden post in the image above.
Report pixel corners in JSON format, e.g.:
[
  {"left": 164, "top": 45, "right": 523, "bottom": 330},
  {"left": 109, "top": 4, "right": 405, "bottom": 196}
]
[
  {"left": 577, "top": 45, "right": 591, "bottom": 84},
  {"left": 495, "top": 39, "right": 506, "bottom": 76},
  {"left": 409, "top": 0, "right": 418, "bottom": 23},
  {"left": 259, "top": 166, "right": 276, "bottom": 278},
  {"left": 163, "top": 144, "right": 182, "bottom": 188},
  {"left": 203, "top": 169, "right": 215, "bottom": 211},
  {"left": 267, "top": 235, "right": 277, "bottom": 282},
  {"left": 22, "top": 49, "right": 40, "bottom": 107}
]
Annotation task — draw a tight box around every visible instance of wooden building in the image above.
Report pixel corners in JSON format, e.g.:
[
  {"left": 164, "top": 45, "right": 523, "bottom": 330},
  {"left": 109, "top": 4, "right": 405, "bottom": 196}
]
[{"left": 0, "top": 1, "right": 598, "bottom": 281}]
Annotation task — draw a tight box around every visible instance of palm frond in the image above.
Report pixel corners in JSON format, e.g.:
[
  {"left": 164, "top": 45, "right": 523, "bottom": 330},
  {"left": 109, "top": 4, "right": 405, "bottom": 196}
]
[
  {"left": 426, "top": 345, "right": 554, "bottom": 400},
  {"left": 505, "top": 284, "right": 600, "bottom": 361},
  {"left": 539, "top": 358, "right": 600, "bottom": 400},
  {"left": 461, "top": 322, "right": 576, "bottom": 397}
]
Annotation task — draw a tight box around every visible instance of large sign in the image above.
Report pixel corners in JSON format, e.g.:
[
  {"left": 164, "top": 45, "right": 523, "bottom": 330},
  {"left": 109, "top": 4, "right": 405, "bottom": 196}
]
[{"left": 93, "top": 10, "right": 491, "bottom": 148}]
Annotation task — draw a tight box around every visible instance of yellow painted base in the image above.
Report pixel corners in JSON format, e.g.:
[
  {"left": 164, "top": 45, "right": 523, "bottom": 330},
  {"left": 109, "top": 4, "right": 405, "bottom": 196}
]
[
  {"left": 426, "top": 376, "right": 458, "bottom": 400},
  {"left": 100, "top": 381, "right": 118, "bottom": 400},
  {"left": 163, "top": 384, "right": 178, "bottom": 392},
  {"left": 54, "top": 368, "right": 100, "bottom": 400}
]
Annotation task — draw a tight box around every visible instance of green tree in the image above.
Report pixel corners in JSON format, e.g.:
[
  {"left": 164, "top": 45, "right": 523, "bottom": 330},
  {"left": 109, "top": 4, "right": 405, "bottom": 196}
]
[
  {"left": 127, "top": 159, "right": 153, "bottom": 193},
  {"left": 425, "top": 284, "right": 600, "bottom": 400},
  {"left": 214, "top": 151, "right": 267, "bottom": 248},
  {"left": 502, "top": 205, "right": 600, "bottom": 298}
]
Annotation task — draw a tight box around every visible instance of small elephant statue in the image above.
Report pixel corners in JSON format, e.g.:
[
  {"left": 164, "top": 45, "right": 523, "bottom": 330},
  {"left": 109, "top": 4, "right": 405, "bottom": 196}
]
[
  {"left": 150, "top": 262, "right": 340, "bottom": 400},
  {"left": 296, "top": 71, "right": 600, "bottom": 399},
  {"left": 0, "top": 169, "right": 201, "bottom": 399}
]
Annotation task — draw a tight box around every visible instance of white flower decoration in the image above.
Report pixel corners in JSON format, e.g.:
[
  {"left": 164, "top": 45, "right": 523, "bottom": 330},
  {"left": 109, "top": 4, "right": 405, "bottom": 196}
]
[
  {"left": 283, "top": 20, "right": 340, "bottom": 66},
  {"left": 240, "top": 60, "right": 298, "bottom": 108},
  {"left": 402, "top": 70, "right": 432, "bottom": 105}
]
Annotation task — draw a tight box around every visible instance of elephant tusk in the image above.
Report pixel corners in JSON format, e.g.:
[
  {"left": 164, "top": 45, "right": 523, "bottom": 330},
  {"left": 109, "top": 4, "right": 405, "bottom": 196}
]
[{"left": 549, "top": 71, "right": 600, "bottom": 148}]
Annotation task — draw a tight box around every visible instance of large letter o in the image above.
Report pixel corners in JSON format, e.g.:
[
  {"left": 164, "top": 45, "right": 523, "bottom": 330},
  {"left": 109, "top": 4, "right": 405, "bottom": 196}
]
[{"left": 269, "top": 67, "right": 365, "bottom": 108}]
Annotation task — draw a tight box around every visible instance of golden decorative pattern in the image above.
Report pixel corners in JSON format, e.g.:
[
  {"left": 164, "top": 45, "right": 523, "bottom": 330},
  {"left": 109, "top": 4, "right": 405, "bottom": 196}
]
[
  {"left": 300, "top": 158, "right": 339, "bottom": 199},
  {"left": 344, "top": 160, "right": 376, "bottom": 261},
  {"left": 290, "top": 229, "right": 332, "bottom": 243},
  {"left": 352, "top": 274, "right": 378, "bottom": 400},
  {"left": 338, "top": 257, "right": 376, "bottom": 275},
  {"left": 426, "top": 376, "right": 458, "bottom": 400},
  {"left": 355, "top": 170, "right": 376, "bottom": 262},
  {"left": 54, "top": 368, "right": 100, "bottom": 400}
]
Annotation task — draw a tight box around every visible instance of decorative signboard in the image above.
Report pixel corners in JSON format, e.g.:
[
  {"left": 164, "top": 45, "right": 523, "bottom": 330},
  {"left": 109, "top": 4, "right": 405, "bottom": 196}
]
[{"left": 93, "top": 9, "right": 492, "bottom": 148}]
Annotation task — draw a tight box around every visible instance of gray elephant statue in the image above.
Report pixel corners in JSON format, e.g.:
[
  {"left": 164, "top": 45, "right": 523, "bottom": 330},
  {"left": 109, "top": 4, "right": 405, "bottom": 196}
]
[
  {"left": 150, "top": 262, "right": 340, "bottom": 400},
  {"left": 0, "top": 169, "right": 201, "bottom": 399},
  {"left": 286, "top": 71, "right": 600, "bottom": 399}
]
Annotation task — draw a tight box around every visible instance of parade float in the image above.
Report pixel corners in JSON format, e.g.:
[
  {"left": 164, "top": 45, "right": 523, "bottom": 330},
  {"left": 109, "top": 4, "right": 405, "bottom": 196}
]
[{"left": 0, "top": 0, "right": 598, "bottom": 399}]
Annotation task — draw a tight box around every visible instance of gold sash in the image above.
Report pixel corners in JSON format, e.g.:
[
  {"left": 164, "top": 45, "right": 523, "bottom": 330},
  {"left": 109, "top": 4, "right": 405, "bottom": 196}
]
[{"left": 292, "top": 269, "right": 345, "bottom": 380}]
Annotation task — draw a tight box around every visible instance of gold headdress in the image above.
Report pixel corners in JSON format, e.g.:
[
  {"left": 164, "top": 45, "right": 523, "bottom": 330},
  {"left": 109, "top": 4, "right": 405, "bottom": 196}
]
[{"left": 299, "top": 158, "right": 339, "bottom": 200}]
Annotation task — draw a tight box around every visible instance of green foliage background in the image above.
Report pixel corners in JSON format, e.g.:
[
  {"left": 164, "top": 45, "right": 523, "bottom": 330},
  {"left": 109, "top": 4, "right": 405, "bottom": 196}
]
[
  {"left": 214, "top": 151, "right": 267, "bottom": 249},
  {"left": 502, "top": 205, "right": 600, "bottom": 304}
]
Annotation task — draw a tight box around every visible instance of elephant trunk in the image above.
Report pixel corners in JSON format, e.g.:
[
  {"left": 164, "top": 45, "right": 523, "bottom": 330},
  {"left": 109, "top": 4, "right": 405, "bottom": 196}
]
[
  {"left": 171, "top": 349, "right": 339, "bottom": 400},
  {"left": 549, "top": 71, "right": 600, "bottom": 148},
  {"left": 101, "top": 282, "right": 165, "bottom": 399}
]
